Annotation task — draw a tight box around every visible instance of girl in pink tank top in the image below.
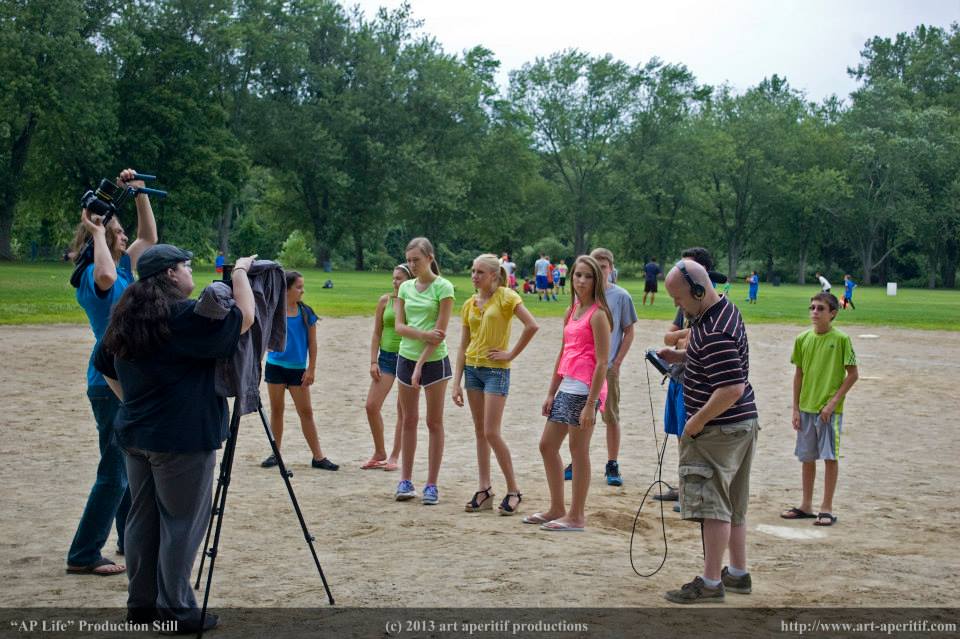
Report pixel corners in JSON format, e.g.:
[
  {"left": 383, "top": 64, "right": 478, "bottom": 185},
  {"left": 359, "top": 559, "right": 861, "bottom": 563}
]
[{"left": 524, "top": 256, "right": 612, "bottom": 532}]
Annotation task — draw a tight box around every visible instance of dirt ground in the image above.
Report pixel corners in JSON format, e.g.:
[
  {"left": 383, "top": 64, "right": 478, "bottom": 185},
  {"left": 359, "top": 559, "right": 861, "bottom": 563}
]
[{"left": 1, "top": 316, "right": 957, "bottom": 610}]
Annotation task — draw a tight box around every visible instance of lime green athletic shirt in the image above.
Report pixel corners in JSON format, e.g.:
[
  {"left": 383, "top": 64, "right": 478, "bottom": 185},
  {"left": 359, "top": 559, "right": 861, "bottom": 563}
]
[
  {"left": 379, "top": 295, "right": 401, "bottom": 353},
  {"left": 397, "top": 277, "right": 455, "bottom": 362},
  {"left": 791, "top": 327, "right": 857, "bottom": 414}
]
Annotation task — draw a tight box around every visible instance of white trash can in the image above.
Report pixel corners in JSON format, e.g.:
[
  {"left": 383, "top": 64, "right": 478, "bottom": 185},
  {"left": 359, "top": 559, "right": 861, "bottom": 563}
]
[{"left": 886, "top": 282, "right": 898, "bottom": 296}]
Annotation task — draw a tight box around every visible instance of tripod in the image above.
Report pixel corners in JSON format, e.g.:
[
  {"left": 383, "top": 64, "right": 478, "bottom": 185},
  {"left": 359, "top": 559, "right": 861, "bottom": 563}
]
[{"left": 194, "top": 394, "right": 334, "bottom": 634}]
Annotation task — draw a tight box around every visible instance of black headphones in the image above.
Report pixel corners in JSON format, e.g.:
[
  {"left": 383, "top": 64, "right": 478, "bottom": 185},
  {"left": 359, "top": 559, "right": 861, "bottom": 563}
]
[{"left": 676, "top": 260, "right": 705, "bottom": 299}]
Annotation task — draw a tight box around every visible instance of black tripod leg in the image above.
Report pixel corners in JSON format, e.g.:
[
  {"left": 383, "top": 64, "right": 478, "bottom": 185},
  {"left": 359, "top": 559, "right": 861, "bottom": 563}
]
[
  {"left": 257, "top": 400, "right": 335, "bottom": 605},
  {"left": 194, "top": 401, "right": 241, "bottom": 589},
  {"left": 197, "top": 400, "right": 242, "bottom": 638}
]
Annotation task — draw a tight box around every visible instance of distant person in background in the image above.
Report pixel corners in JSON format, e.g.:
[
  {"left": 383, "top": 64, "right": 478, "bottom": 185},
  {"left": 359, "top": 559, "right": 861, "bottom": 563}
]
[
  {"left": 534, "top": 252, "right": 551, "bottom": 301},
  {"left": 841, "top": 275, "right": 857, "bottom": 310},
  {"left": 642, "top": 258, "right": 661, "bottom": 305},
  {"left": 557, "top": 259, "right": 568, "bottom": 295},
  {"left": 546, "top": 259, "right": 558, "bottom": 301},
  {"left": 500, "top": 253, "right": 518, "bottom": 290},
  {"left": 215, "top": 250, "right": 224, "bottom": 274},
  {"left": 816, "top": 272, "right": 832, "bottom": 293},
  {"left": 746, "top": 271, "right": 759, "bottom": 304},
  {"left": 523, "top": 278, "right": 535, "bottom": 295}
]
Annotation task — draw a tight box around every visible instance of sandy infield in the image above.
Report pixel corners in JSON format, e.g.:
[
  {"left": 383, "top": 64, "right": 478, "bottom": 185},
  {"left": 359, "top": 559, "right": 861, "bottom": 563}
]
[{"left": 0, "top": 316, "right": 956, "bottom": 609}]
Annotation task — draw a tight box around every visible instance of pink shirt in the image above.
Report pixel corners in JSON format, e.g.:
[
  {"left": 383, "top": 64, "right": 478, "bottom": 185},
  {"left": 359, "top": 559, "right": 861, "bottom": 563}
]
[{"left": 557, "top": 302, "right": 608, "bottom": 411}]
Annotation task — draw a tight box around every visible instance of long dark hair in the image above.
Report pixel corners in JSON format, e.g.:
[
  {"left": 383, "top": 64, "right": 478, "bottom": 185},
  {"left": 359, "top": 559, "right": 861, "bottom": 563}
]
[
  {"left": 101, "top": 276, "right": 188, "bottom": 359},
  {"left": 285, "top": 270, "right": 315, "bottom": 328}
]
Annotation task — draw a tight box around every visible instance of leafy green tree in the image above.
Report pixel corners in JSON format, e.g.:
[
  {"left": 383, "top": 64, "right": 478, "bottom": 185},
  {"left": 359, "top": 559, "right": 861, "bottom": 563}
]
[
  {"left": 0, "top": 0, "right": 117, "bottom": 259},
  {"left": 509, "top": 50, "right": 641, "bottom": 255}
]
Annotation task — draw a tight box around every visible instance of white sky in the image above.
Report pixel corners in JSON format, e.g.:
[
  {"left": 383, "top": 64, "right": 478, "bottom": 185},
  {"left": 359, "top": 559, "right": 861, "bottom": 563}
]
[{"left": 346, "top": 0, "right": 959, "bottom": 102}]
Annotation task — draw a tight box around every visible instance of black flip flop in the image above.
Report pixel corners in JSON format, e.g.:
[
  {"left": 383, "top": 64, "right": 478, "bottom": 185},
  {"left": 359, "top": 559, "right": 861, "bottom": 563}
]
[
  {"left": 780, "top": 507, "right": 817, "bottom": 519},
  {"left": 814, "top": 512, "right": 838, "bottom": 526}
]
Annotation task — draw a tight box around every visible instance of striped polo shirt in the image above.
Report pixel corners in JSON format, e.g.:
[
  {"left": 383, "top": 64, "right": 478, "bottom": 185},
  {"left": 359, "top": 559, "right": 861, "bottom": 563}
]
[{"left": 683, "top": 296, "right": 758, "bottom": 427}]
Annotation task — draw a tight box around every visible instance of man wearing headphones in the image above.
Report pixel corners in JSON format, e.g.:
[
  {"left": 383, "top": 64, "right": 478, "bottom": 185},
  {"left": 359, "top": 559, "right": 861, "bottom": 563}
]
[{"left": 658, "top": 259, "right": 759, "bottom": 603}]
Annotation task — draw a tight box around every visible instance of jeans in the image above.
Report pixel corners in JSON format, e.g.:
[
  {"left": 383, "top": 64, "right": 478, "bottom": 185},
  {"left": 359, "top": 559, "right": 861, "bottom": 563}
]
[{"left": 66, "top": 386, "right": 131, "bottom": 566}]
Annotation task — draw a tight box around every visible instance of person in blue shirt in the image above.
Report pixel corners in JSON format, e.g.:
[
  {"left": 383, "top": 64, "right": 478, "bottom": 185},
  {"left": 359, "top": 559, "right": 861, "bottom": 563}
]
[
  {"left": 214, "top": 250, "right": 225, "bottom": 274},
  {"left": 746, "top": 271, "right": 759, "bottom": 304},
  {"left": 67, "top": 168, "right": 157, "bottom": 576},
  {"left": 261, "top": 271, "right": 338, "bottom": 470},
  {"left": 842, "top": 274, "right": 857, "bottom": 310}
]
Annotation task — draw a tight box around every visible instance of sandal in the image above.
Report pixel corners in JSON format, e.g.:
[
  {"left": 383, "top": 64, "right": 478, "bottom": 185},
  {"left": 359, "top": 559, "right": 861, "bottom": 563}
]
[
  {"left": 498, "top": 492, "right": 522, "bottom": 516},
  {"left": 66, "top": 557, "right": 125, "bottom": 576},
  {"left": 780, "top": 506, "right": 817, "bottom": 520},
  {"left": 464, "top": 487, "right": 494, "bottom": 512},
  {"left": 814, "top": 512, "right": 837, "bottom": 526}
]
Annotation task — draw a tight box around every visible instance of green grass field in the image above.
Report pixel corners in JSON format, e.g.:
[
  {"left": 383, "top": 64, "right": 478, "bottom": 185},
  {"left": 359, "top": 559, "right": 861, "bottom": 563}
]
[{"left": 1, "top": 263, "right": 958, "bottom": 330}]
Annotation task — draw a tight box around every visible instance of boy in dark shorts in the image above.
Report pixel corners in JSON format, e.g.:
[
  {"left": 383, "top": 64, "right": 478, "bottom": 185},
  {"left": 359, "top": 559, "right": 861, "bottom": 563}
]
[{"left": 781, "top": 293, "right": 858, "bottom": 526}]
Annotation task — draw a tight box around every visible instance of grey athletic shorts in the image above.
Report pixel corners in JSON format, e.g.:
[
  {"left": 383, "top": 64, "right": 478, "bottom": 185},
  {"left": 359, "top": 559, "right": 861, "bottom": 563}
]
[{"left": 795, "top": 411, "right": 842, "bottom": 462}]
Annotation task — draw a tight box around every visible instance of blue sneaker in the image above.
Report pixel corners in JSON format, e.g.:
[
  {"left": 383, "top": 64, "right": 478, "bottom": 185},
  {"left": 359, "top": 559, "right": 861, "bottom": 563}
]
[
  {"left": 563, "top": 463, "right": 572, "bottom": 481},
  {"left": 605, "top": 460, "right": 623, "bottom": 486},
  {"left": 395, "top": 480, "right": 416, "bottom": 501},
  {"left": 422, "top": 484, "right": 439, "bottom": 505}
]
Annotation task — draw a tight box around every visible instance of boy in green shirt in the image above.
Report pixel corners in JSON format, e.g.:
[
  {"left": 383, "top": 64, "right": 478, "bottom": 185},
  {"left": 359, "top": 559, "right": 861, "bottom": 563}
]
[{"left": 781, "top": 293, "right": 858, "bottom": 526}]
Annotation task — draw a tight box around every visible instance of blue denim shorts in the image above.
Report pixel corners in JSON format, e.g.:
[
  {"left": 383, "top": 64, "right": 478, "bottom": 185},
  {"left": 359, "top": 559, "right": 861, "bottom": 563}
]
[
  {"left": 378, "top": 350, "right": 399, "bottom": 377},
  {"left": 464, "top": 365, "right": 510, "bottom": 396}
]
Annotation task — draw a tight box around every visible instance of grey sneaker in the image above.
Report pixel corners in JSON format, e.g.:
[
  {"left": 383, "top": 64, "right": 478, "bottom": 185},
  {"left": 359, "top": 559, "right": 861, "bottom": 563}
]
[
  {"left": 721, "top": 566, "right": 752, "bottom": 594},
  {"left": 664, "top": 576, "right": 725, "bottom": 604}
]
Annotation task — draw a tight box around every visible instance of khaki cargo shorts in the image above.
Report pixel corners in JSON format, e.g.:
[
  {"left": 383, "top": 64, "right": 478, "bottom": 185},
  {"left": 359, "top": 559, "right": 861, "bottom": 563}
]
[
  {"left": 601, "top": 366, "right": 620, "bottom": 426},
  {"left": 678, "top": 418, "right": 759, "bottom": 525}
]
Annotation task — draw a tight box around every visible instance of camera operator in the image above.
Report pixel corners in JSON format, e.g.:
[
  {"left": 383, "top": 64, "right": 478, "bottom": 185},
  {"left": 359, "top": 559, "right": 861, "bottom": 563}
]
[
  {"left": 67, "top": 168, "right": 157, "bottom": 576},
  {"left": 94, "top": 246, "right": 255, "bottom": 632}
]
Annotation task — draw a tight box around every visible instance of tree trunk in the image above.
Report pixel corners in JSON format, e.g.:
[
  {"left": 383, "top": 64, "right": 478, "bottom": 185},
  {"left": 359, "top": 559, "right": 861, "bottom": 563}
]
[
  {"left": 765, "top": 253, "right": 774, "bottom": 283},
  {"left": 797, "top": 248, "right": 808, "bottom": 285},
  {"left": 217, "top": 198, "right": 234, "bottom": 255},
  {"left": 726, "top": 235, "right": 739, "bottom": 282},
  {"left": 860, "top": 245, "right": 874, "bottom": 286},
  {"left": 0, "top": 113, "right": 38, "bottom": 260},
  {"left": 353, "top": 229, "right": 365, "bottom": 271},
  {"left": 0, "top": 200, "right": 14, "bottom": 261},
  {"left": 573, "top": 215, "right": 586, "bottom": 257},
  {"left": 942, "top": 236, "right": 958, "bottom": 288}
]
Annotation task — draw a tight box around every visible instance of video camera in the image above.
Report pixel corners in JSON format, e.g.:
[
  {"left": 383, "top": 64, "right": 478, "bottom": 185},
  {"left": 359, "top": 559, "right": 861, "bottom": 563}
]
[{"left": 69, "top": 173, "right": 168, "bottom": 288}]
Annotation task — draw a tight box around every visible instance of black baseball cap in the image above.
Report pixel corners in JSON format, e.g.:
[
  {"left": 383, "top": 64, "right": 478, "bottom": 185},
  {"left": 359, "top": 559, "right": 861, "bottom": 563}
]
[{"left": 137, "top": 244, "right": 193, "bottom": 280}]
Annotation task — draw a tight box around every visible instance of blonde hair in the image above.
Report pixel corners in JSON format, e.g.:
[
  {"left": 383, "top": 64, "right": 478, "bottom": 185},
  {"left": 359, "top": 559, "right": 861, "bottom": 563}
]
[
  {"left": 473, "top": 253, "right": 508, "bottom": 287},
  {"left": 406, "top": 237, "right": 440, "bottom": 275},
  {"left": 570, "top": 255, "right": 613, "bottom": 329},
  {"left": 71, "top": 215, "right": 122, "bottom": 257}
]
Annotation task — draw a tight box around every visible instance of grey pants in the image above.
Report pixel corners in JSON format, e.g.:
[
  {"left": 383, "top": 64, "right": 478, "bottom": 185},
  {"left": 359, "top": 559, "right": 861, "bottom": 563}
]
[{"left": 124, "top": 447, "right": 215, "bottom": 624}]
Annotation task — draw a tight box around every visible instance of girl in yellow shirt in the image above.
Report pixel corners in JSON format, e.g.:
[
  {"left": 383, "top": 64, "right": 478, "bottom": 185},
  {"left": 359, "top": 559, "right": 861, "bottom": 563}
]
[{"left": 452, "top": 253, "right": 539, "bottom": 515}]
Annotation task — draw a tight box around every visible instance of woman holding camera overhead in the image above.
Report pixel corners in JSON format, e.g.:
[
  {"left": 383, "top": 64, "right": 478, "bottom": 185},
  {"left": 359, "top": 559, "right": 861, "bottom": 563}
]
[
  {"left": 67, "top": 168, "right": 157, "bottom": 577},
  {"left": 94, "top": 246, "right": 255, "bottom": 632}
]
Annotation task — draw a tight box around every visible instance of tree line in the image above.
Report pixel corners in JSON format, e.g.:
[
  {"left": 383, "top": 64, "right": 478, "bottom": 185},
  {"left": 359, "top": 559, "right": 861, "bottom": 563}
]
[{"left": 2, "top": 1, "right": 958, "bottom": 287}]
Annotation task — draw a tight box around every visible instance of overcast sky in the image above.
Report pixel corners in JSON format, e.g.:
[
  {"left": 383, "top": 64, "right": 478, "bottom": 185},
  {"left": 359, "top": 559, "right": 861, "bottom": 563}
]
[{"left": 347, "top": 0, "right": 959, "bottom": 102}]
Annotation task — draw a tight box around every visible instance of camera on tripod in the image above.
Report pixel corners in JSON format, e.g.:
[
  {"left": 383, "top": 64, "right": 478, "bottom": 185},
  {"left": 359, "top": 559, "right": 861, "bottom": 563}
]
[{"left": 70, "top": 173, "right": 168, "bottom": 288}]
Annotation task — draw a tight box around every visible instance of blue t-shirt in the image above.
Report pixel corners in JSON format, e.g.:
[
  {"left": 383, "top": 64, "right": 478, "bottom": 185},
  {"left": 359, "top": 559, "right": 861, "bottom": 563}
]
[
  {"left": 644, "top": 262, "right": 661, "bottom": 283},
  {"left": 844, "top": 279, "right": 856, "bottom": 298},
  {"left": 266, "top": 305, "right": 318, "bottom": 369},
  {"left": 77, "top": 254, "right": 134, "bottom": 387},
  {"left": 748, "top": 275, "right": 759, "bottom": 292}
]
